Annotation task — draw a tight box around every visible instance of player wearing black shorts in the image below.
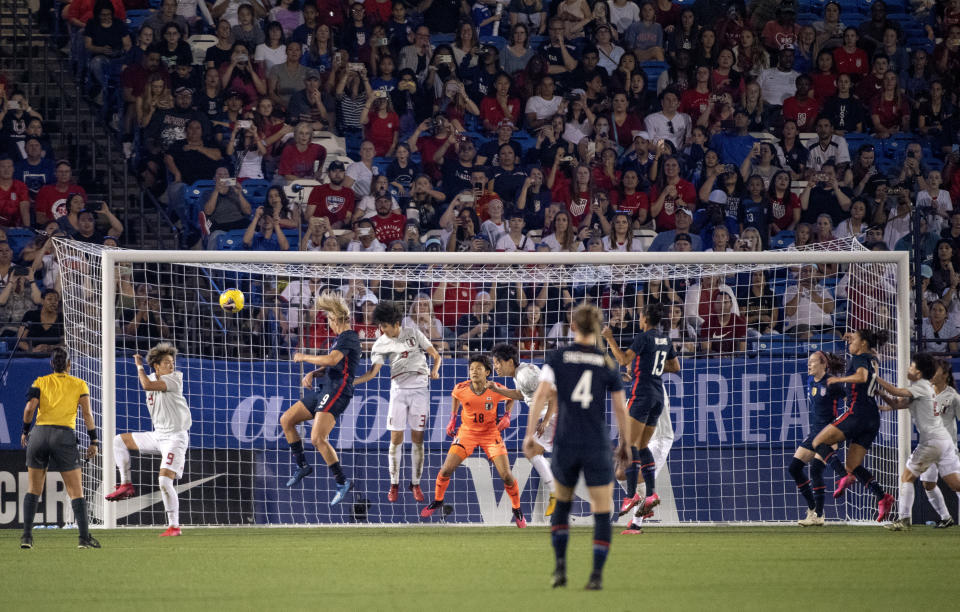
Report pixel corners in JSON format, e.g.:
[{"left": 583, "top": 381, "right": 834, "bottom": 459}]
[
  {"left": 527, "top": 304, "right": 628, "bottom": 591},
  {"left": 789, "top": 351, "right": 847, "bottom": 526},
  {"left": 279, "top": 292, "right": 361, "bottom": 505},
  {"left": 20, "top": 348, "right": 100, "bottom": 549},
  {"left": 602, "top": 303, "right": 679, "bottom": 520},
  {"left": 810, "top": 329, "right": 895, "bottom": 521}
]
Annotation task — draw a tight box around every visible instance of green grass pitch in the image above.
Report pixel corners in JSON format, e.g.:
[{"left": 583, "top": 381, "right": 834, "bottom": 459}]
[{"left": 3, "top": 525, "right": 957, "bottom": 610}]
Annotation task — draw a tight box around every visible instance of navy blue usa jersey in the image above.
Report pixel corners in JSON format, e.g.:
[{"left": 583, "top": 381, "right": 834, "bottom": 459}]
[
  {"left": 845, "top": 353, "right": 879, "bottom": 417},
  {"left": 808, "top": 375, "right": 845, "bottom": 427},
  {"left": 545, "top": 344, "right": 623, "bottom": 449},
  {"left": 322, "top": 330, "right": 361, "bottom": 397},
  {"left": 627, "top": 329, "right": 676, "bottom": 403}
]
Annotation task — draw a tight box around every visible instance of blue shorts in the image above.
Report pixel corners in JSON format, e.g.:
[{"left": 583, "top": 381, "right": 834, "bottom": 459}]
[
  {"left": 551, "top": 443, "right": 613, "bottom": 488},
  {"left": 832, "top": 411, "right": 880, "bottom": 450},
  {"left": 301, "top": 386, "right": 352, "bottom": 418},
  {"left": 629, "top": 396, "right": 664, "bottom": 426},
  {"left": 800, "top": 420, "right": 833, "bottom": 451}
]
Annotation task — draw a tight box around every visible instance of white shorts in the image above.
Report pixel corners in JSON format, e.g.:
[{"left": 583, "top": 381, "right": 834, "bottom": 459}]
[
  {"left": 533, "top": 413, "right": 556, "bottom": 453},
  {"left": 906, "top": 438, "right": 960, "bottom": 480},
  {"left": 387, "top": 386, "right": 430, "bottom": 432},
  {"left": 132, "top": 430, "right": 190, "bottom": 479}
]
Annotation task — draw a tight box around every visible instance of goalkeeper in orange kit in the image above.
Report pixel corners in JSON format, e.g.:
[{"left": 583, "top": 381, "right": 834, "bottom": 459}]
[{"left": 420, "top": 354, "right": 526, "bottom": 527}]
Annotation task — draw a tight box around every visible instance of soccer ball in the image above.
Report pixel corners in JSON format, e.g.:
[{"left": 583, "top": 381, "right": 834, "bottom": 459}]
[{"left": 219, "top": 288, "right": 245, "bottom": 312}]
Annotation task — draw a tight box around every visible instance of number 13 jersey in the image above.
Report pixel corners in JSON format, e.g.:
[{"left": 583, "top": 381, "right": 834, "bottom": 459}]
[{"left": 628, "top": 329, "right": 676, "bottom": 406}]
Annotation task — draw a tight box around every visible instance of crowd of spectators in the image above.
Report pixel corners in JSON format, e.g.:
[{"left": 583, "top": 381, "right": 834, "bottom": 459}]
[{"left": 3, "top": 0, "right": 960, "bottom": 356}]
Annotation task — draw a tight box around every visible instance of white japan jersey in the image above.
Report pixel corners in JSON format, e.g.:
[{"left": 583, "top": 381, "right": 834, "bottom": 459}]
[
  {"left": 370, "top": 326, "right": 433, "bottom": 388},
  {"left": 146, "top": 371, "right": 192, "bottom": 434},
  {"left": 908, "top": 379, "right": 951, "bottom": 443},
  {"left": 934, "top": 386, "right": 960, "bottom": 443},
  {"left": 514, "top": 363, "right": 548, "bottom": 417}
]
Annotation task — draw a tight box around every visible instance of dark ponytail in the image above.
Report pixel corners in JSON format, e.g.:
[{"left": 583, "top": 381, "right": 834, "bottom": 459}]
[
  {"left": 643, "top": 302, "right": 665, "bottom": 328},
  {"left": 816, "top": 351, "right": 845, "bottom": 375},
  {"left": 858, "top": 328, "right": 889, "bottom": 350},
  {"left": 50, "top": 347, "right": 69, "bottom": 373}
]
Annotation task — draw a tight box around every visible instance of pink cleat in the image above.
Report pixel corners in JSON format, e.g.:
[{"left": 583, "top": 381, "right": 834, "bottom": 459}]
[
  {"left": 833, "top": 474, "right": 855, "bottom": 499},
  {"left": 421, "top": 500, "right": 443, "bottom": 517},
  {"left": 513, "top": 508, "right": 527, "bottom": 528},
  {"left": 387, "top": 484, "right": 398, "bottom": 503},
  {"left": 639, "top": 493, "right": 661, "bottom": 516},
  {"left": 876, "top": 494, "right": 895, "bottom": 522},
  {"left": 159, "top": 527, "right": 182, "bottom": 537},
  {"left": 618, "top": 494, "right": 640, "bottom": 516},
  {"left": 409, "top": 483, "right": 425, "bottom": 502},
  {"left": 105, "top": 483, "right": 136, "bottom": 501},
  {"left": 621, "top": 523, "right": 643, "bottom": 535}
]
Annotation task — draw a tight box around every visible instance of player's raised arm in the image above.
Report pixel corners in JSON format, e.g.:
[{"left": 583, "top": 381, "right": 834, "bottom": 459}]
[
  {"left": 293, "top": 350, "right": 345, "bottom": 367},
  {"left": 527, "top": 378, "right": 557, "bottom": 442},
  {"left": 826, "top": 366, "right": 868, "bottom": 387},
  {"left": 875, "top": 376, "right": 913, "bottom": 399},
  {"left": 426, "top": 345, "right": 442, "bottom": 379},
  {"left": 601, "top": 326, "right": 635, "bottom": 367},
  {"left": 134, "top": 354, "right": 168, "bottom": 391},
  {"left": 490, "top": 380, "right": 525, "bottom": 401}
]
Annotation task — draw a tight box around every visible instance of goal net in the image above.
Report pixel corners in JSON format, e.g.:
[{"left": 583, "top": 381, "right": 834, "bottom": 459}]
[{"left": 54, "top": 238, "right": 909, "bottom": 527}]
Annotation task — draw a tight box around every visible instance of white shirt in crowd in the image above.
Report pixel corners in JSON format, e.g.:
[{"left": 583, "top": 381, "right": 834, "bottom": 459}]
[
  {"left": 254, "top": 43, "right": 287, "bottom": 72},
  {"left": 757, "top": 67, "right": 799, "bottom": 105},
  {"left": 601, "top": 235, "right": 644, "bottom": 251},
  {"left": 782, "top": 283, "right": 833, "bottom": 329},
  {"left": 496, "top": 233, "right": 536, "bottom": 251},
  {"left": 806, "top": 136, "right": 851, "bottom": 170},
  {"left": 346, "top": 161, "right": 378, "bottom": 197},
  {"left": 146, "top": 371, "right": 192, "bottom": 434},
  {"left": 525, "top": 96, "right": 563, "bottom": 121},
  {"left": 644, "top": 111, "right": 692, "bottom": 150}
]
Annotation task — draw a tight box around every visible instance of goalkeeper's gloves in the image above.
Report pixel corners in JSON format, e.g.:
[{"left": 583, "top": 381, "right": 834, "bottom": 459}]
[
  {"left": 497, "top": 414, "right": 510, "bottom": 432},
  {"left": 446, "top": 416, "right": 457, "bottom": 437}
]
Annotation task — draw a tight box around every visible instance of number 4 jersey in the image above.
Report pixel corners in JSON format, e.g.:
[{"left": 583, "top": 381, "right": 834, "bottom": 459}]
[{"left": 628, "top": 329, "right": 676, "bottom": 406}]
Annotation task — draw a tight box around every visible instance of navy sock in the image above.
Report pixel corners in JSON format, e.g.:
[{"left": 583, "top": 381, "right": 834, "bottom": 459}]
[
  {"left": 22, "top": 492, "right": 39, "bottom": 535},
  {"left": 825, "top": 451, "right": 846, "bottom": 478},
  {"left": 71, "top": 497, "right": 89, "bottom": 539},
  {"left": 289, "top": 440, "right": 308, "bottom": 468},
  {"left": 592, "top": 512, "right": 611, "bottom": 576},
  {"left": 788, "top": 458, "right": 815, "bottom": 510},
  {"left": 329, "top": 461, "right": 347, "bottom": 485},
  {"left": 638, "top": 447, "right": 656, "bottom": 496},
  {"left": 852, "top": 466, "right": 884, "bottom": 501},
  {"left": 551, "top": 500, "right": 572, "bottom": 568},
  {"left": 809, "top": 459, "right": 826, "bottom": 516},
  {"left": 625, "top": 446, "right": 641, "bottom": 497}
]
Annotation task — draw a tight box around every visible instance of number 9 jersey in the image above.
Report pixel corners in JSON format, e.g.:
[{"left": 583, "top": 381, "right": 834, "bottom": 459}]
[{"left": 627, "top": 329, "right": 677, "bottom": 425}]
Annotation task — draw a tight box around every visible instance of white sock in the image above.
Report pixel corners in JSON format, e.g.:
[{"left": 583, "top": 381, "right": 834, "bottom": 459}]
[
  {"left": 898, "top": 481, "right": 914, "bottom": 520},
  {"left": 411, "top": 442, "right": 424, "bottom": 485},
  {"left": 159, "top": 475, "right": 179, "bottom": 528},
  {"left": 925, "top": 486, "right": 950, "bottom": 520},
  {"left": 530, "top": 454, "right": 554, "bottom": 491},
  {"left": 114, "top": 436, "right": 131, "bottom": 484},
  {"left": 388, "top": 442, "right": 401, "bottom": 486}
]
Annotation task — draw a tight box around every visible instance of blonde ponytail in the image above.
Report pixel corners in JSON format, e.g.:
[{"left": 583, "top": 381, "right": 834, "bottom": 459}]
[{"left": 314, "top": 291, "right": 352, "bottom": 325}]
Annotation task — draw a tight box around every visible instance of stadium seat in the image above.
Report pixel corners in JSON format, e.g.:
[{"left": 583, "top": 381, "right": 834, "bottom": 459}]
[
  {"left": 282, "top": 228, "right": 301, "bottom": 249},
  {"left": 5, "top": 228, "right": 36, "bottom": 259},
  {"left": 216, "top": 229, "right": 248, "bottom": 250},
  {"left": 311, "top": 130, "right": 347, "bottom": 157},
  {"left": 125, "top": 9, "right": 152, "bottom": 31},
  {"left": 429, "top": 34, "right": 454, "bottom": 47},
  {"left": 479, "top": 36, "right": 507, "bottom": 52},
  {"left": 771, "top": 231, "right": 795, "bottom": 249},
  {"left": 184, "top": 180, "right": 216, "bottom": 229},
  {"left": 188, "top": 35, "right": 218, "bottom": 66},
  {"left": 241, "top": 179, "right": 271, "bottom": 206},
  {"left": 640, "top": 62, "right": 668, "bottom": 90}
]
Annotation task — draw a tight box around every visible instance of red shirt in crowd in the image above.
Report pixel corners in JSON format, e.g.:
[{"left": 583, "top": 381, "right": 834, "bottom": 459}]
[
  {"left": 35, "top": 184, "right": 87, "bottom": 223},
  {"left": 567, "top": 191, "right": 591, "bottom": 227},
  {"left": 433, "top": 281, "right": 474, "bottom": 327},
  {"left": 679, "top": 89, "right": 711, "bottom": 125},
  {"left": 769, "top": 192, "right": 801, "bottom": 231},
  {"left": 0, "top": 180, "right": 30, "bottom": 227},
  {"left": 782, "top": 95, "right": 821, "bottom": 131},
  {"left": 364, "top": 0, "right": 393, "bottom": 23},
  {"left": 870, "top": 96, "right": 910, "bottom": 131},
  {"left": 67, "top": 0, "right": 126, "bottom": 23},
  {"left": 809, "top": 72, "right": 837, "bottom": 100},
  {"left": 618, "top": 192, "right": 650, "bottom": 221},
  {"left": 365, "top": 111, "right": 399, "bottom": 157},
  {"left": 650, "top": 179, "right": 696, "bottom": 231},
  {"left": 316, "top": 0, "right": 346, "bottom": 29},
  {"left": 700, "top": 311, "right": 747, "bottom": 353},
  {"left": 307, "top": 184, "right": 355, "bottom": 225},
  {"left": 371, "top": 211, "right": 407, "bottom": 244},
  {"left": 418, "top": 135, "right": 454, "bottom": 181},
  {"left": 277, "top": 143, "right": 327, "bottom": 178},
  {"left": 479, "top": 96, "right": 522, "bottom": 129},
  {"left": 833, "top": 47, "right": 869, "bottom": 79}
]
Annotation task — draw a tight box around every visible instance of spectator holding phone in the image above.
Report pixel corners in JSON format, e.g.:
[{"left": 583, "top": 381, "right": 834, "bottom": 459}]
[
  {"left": 242, "top": 205, "right": 290, "bottom": 251},
  {"left": 361, "top": 91, "right": 399, "bottom": 156},
  {"left": 203, "top": 166, "right": 253, "bottom": 249}
]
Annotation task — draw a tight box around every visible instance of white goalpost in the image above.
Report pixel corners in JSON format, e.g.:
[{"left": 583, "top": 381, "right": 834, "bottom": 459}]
[{"left": 54, "top": 239, "right": 911, "bottom": 528}]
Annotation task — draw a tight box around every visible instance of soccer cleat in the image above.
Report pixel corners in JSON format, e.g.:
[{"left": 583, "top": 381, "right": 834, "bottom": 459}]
[
  {"left": 545, "top": 494, "right": 557, "bottom": 517},
  {"left": 876, "top": 493, "right": 895, "bottom": 522},
  {"left": 584, "top": 573, "right": 603, "bottom": 591},
  {"left": 833, "top": 474, "right": 855, "bottom": 499},
  {"left": 621, "top": 522, "right": 643, "bottom": 535},
  {"left": 159, "top": 527, "right": 182, "bottom": 537},
  {"left": 285, "top": 465, "right": 313, "bottom": 487},
  {"left": 20, "top": 534, "right": 33, "bottom": 549},
  {"left": 421, "top": 500, "right": 444, "bottom": 518},
  {"left": 512, "top": 507, "right": 527, "bottom": 528},
  {"left": 639, "top": 493, "right": 661, "bottom": 516},
  {"left": 551, "top": 563, "right": 566, "bottom": 588},
  {"left": 409, "top": 483, "right": 424, "bottom": 502},
  {"left": 618, "top": 493, "right": 640, "bottom": 516},
  {"left": 330, "top": 479, "right": 353, "bottom": 506},
  {"left": 78, "top": 535, "right": 101, "bottom": 549},
  {"left": 387, "top": 484, "right": 399, "bottom": 503},
  {"left": 105, "top": 483, "right": 136, "bottom": 501},
  {"left": 884, "top": 517, "right": 911, "bottom": 531},
  {"left": 934, "top": 517, "right": 954, "bottom": 529},
  {"left": 798, "top": 509, "right": 825, "bottom": 527}
]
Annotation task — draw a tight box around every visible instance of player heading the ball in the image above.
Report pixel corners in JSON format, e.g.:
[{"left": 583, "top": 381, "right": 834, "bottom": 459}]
[
  {"left": 490, "top": 343, "right": 557, "bottom": 517},
  {"left": 354, "top": 301, "right": 442, "bottom": 503},
  {"left": 281, "top": 292, "right": 361, "bottom": 506},
  {"left": 106, "top": 342, "right": 192, "bottom": 538},
  {"left": 421, "top": 354, "right": 526, "bottom": 527},
  {"left": 527, "top": 304, "right": 629, "bottom": 591}
]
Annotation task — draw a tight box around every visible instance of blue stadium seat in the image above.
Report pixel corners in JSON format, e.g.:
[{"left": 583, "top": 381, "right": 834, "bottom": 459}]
[
  {"left": 479, "top": 36, "right": 507, "bottom": 52},
  {"left": 125, "top": 9, "right": 153, "bottom": 31},
  {"left": 771, "top": 231, "right": 795, "bottom": 249},
  {"left": 282, "top": 228, "right": 301, "bottom": 250},
  {"left": 241, "top": 179, "right": 270, "bottom": 206},
  {"left": 640, "top": 61, "right": 668, "bottom": 90},
  {"left": 184, "top": 180, "right": 216, "bottom": 225},
  {"left": 5, "top": 228, "right": 36, "bottom": 259},
  {"left": 373, "top": 157, "right": 392, "bottom": 175},
  {"left": 430, "top": 34, "right": 454, "bottom": 47},
  {"left": 216, "top": 229, "right": 248, "bottom": 250}
]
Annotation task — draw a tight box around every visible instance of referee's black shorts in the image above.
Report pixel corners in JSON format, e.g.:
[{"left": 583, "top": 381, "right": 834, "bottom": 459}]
[{"left": 26, "top": 425, "right": 82, "bottom": 472}]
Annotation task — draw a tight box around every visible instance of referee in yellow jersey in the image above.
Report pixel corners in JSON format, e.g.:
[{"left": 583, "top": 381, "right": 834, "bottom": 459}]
[{"left": 20, "top": 347, "right": 101, "bottom": 549}]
